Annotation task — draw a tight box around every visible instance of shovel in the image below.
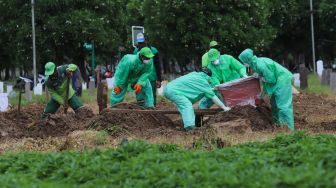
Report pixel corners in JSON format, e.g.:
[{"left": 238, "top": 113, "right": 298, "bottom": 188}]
[{"left": 64, "top": 77, "right": 70, "bottom": 114}]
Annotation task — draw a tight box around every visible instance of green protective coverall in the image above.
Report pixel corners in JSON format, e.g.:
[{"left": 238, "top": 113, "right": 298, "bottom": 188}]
[
  {"left": 133, "top": 46, "right": 160, "bottom": 105},
  {"left": 42, "top": 64, "right": 83, "bottom": 118},
  {"left": 199, "top": 54, "right": 247, "bottom": 109},
  {"left": 163, "top": 72, "right": 216, "bottom": 130},
  {"left": 201, "top": 52, "right": 210, "bottom": 68},
  {"left": 111, "top": 53, "right": 154, "bottom": 108},
  {"left": 239, "top": 49, "right": 294, "bottom": 130}
]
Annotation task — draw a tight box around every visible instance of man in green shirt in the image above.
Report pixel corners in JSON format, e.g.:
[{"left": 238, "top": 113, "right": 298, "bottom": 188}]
[
  {"left": 133, "top": 33, "right": 162, "bottom": 106},
  {"left": 42, "top": 62, "right": 84, "bottom": 119}
]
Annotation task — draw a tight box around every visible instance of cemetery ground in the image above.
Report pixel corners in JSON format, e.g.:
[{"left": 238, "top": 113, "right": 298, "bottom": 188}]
[
  {"left": 0, "top": 74, "right": 335, "bottom": 152},
  {"left": 0, "top": 74, "right": 335, "bottom": 187}
]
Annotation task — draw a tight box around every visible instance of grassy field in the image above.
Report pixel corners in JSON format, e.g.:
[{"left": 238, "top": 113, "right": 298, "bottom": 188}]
[
  {"left": 0, "top": 132, "right": 335, "bottom": 188},
  {"left": 304, "top": 74, "right": 334, "bottom": 95}
]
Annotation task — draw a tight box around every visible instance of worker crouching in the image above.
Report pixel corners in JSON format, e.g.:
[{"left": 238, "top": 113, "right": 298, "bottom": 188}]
[
  {"left": 111, "top": 47, "right": 155, "bottom": 108},
  {"left": 42, "top": 62, "right": 86, "bottom": 120}
]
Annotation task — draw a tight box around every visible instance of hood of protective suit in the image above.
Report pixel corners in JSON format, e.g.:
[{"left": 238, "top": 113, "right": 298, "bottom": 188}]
[{"left": 239, "top": 48, "right": 257, "bottom": 67}]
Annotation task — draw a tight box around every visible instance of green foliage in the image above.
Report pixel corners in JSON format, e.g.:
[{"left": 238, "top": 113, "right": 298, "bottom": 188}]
[
  {"left": 142, "top": 0, "right": 275, "bottom": 59},
  {"left": 0, "top": 132, "right": 336, "bottom": 187},
  {"left": 1, "top": 0, "right": 336, "bottom": 75},
  {"left": 317, "top": 0, "right": 336, "bottom": 59}
]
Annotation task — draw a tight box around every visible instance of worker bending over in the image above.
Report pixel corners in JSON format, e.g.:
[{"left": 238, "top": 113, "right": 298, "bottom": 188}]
[
  {"left": 239, "top": 48, "right": 294, "bottom": 130},
  {"left": 199, "top": 48, "right": 247, "bottom": 109},
  {"left": 111, "top": 47, "right": 155, "bottom": 108},
  {"left": 164, "top": 69, "right": 231, "bottom": 131},
  {"left": 42, "top": 62, "right": 84, "bottom": 119}
]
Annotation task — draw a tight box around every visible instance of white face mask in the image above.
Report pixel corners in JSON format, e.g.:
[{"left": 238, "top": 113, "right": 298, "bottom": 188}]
[
  {"left": 213, "top": 59, "right": 220, "bottom": 65},
  {"left": 143, "top": 59, "right": 150, "bottom": 64}
]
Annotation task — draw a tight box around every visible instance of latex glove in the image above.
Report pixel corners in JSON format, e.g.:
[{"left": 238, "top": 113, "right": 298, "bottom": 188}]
[
  {"left": 133, "top": 84, "right": 142, "bottom": 94},
  {"left": 156, "top": 81, "right": 161, "bottom": 88},
  {"left": 243, "top": 74, "right": 248, "bottom": 78},
  {"left": 211, "top": 95, "right": 231, "bottom": 111},
  {"left": 252, "top": 73, "right": 259, "bottom": 78},
  {"left": 114, "top": 86, "right": 122, "bottom": 95},
  {"left": 223, "top": 106, "right": 231, "bottom": 112}
]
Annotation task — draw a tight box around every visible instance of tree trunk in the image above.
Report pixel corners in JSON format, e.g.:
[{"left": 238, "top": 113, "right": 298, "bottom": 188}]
[{"left": 4, "top": 67, "right": 10, "bottom": 80}]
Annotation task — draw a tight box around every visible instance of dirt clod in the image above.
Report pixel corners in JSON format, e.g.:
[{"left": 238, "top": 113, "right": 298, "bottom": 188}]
[{"left": 206, "top": 105, "right": 273, "bottom": 131}]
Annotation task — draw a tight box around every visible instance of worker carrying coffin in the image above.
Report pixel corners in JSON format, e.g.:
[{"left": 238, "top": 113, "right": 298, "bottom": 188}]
[{"left": 239, "top": 48, "right": 294, "bottom": 130}]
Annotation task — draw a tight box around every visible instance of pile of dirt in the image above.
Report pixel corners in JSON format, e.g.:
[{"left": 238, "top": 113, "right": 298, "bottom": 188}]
[
  {"left": 293, "top": 93, "right": 336, "bottom": 131},
  {"left": 206, "top": 105, "right": 273, "bottom": 131},
  {"left": 0, "top": 106, "right": 94, "bottom": 140},
  {"left": 87, "top": 103, "right": 180, "bottom": 138},
  {"left": 1, "top": 92, "right": 336, "bottom": 142}
]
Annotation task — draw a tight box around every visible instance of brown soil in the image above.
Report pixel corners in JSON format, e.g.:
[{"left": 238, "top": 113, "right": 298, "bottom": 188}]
[
  {"left": 205, "top": 105, "right": 272, "bottom": 131},
  {"left": 0, "top": 92, "right": 335, "bottom": 144},
  {"left": 0, "top": 106, "right": 94, "bottom": 140},
  {"left": 293, "top": 93, "right": 336, "bottom": 131},
  {"left": 87, "top": 103, "right": 180, "bottom": 138}
]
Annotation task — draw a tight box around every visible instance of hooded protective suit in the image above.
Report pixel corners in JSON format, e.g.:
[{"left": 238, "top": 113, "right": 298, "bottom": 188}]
[
  {"left": 164, "top": 71, "right": 229, "bottom": 130},
  {"left": 111, "top": 52, "right": 154, "bottom": 108},
  {"left": 199, "top": 49, "right": 247, "bottom": 109},
  {"left": 239, "top": 49, "right": 294, "bottom": 130}
]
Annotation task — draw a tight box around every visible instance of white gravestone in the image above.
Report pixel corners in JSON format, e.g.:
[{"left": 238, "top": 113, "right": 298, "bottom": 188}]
[
  {"left": 293, "top": 73, "right": 300, "bottom": 87},
  {"left": 0, "top": 81, "right": 3, "bottom": 93},
  {"left": 6, "top": 85, "right": 13, "bottom": 94},
  {"left": 34, "top": 83, "right": 43, "bottom": 95},
  {"left": 82, "top": 82, "right": 87, "bottom": 90},
  {"left": 0, "top": 93, "right": 9, "bottom": 112},
  {"left": 317, "top": 60, "right": 324, "bottom": 79}
]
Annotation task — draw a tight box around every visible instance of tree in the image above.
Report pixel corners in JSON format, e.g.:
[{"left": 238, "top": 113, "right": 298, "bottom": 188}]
[
  {"left": 139, "top": 0, "right": 275, "bottom": 73},
  {"left": 317, "top": 0, "right": 336, "bottom": 62}
]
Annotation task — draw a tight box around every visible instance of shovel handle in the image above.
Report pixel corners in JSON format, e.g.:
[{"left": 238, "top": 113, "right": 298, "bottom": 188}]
[{"left": 64, "top": 77, "right": 70, "bottom": 114}]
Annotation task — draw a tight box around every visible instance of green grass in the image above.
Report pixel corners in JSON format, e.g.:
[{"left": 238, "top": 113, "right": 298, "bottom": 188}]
[
  {"left": 304, "top": 74, "right": 334, "bottom": 95},
  {"left": 0, "top": 132, "right": 335, "bottom": 188}
]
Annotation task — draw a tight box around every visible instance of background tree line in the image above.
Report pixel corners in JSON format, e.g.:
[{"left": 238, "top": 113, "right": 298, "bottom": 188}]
[{"left": 0, "top": 0, "right": 335, "bottom": 80}]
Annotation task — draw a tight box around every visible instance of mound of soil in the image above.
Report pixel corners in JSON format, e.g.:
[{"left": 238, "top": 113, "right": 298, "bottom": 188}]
[
  {"left": 0, "top": 106, "right": 94, "bottom": 140},
  {"left": 206, "top": 105, "right": 273, "bottom": 131},
  {"left": 1, "top": 92, "right": 336, "bottom": 142},
  {"left": 293, "top": 93, "right": 336, "bottom": 130},
  {"left": 87, "top": 103, "right": 179, "bottom": 138}
]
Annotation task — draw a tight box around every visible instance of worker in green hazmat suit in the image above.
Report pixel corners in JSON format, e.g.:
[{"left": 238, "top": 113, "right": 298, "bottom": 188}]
[
  {"left": 133, "top": 33, "right": 162, "bottom": 106},
  {"left": 163, "top": 69, "right": 231, "bottom": 131},
  {"left": 111, "top": 47, "right": 155, "bottom": 108},
  {"left": 199, "top": 48, "right": 247, "bottom": 109},
  {"left": 239, "top": 48, "right": 294, "bottom": 130},
  {"left": 42, "top": 62, "right": 84, "bottom": 119},
  {"left": 202, "top": 40, "right": 219, "bottom": 68}
]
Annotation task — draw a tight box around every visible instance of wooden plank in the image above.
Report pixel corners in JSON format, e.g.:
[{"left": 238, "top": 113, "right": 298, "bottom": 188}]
[{"left": 107, "top": 108, "right": 222, "bottom": 115}]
